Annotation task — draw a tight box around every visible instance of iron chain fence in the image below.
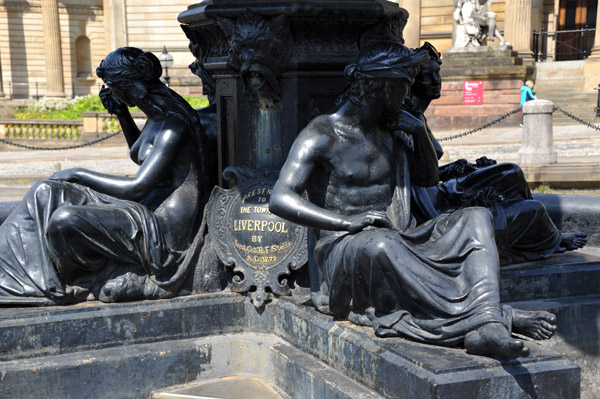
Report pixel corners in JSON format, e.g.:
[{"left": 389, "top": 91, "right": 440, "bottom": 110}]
[
  {"left": 553, "top": 106, "right": 600, "bottom": 132},
  {"left": 0, "top": 131, "right": 123, "bottom": 151},
  {"left": 437, "top": 108, "right": 522, "bottom": 142}
]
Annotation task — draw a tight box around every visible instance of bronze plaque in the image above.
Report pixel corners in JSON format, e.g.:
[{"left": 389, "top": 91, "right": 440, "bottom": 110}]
[{"left": 207, "top": 167, "right": 307, "bottom": 307}]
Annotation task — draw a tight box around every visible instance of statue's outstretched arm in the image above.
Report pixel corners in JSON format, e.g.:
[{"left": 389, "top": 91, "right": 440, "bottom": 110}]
[{"left": 50, "top": 122, "right": 185, "bottom": 201}]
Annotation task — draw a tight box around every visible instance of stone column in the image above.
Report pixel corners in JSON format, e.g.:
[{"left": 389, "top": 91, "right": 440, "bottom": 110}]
[
  {"left": 589, "top": 0, "right": 600, "bottom": 59},
  {"left": 518, "top": 99, "right": 557, "bottom": 165},
  {"left": 0, "top": 52, "right": 5, "bottom": 98},
  {"left": 42, "top": 0, "right": 65, "bottom": 97},
  {"left": 504, "top": 0, "right": 542, "bottom": 59},
  {"left": 103, "top": 0, "right": 128, "bottom": 52},
  {"left": 401, "top": 0, "right": 421, "bottom": 48},
  {"left": 583, "top": 1, "right": 600, "bottom": 91}
]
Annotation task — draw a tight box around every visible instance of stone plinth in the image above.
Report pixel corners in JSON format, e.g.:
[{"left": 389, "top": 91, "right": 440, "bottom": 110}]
[
  {"left": 0, "top": 294, "right": 581, "bottom": 399},
  {"left": 425, "top": 79, "right": 522, "bottom": 131},
  {"left": 442, "top": 49, "right": 534, "bottom": 81},
  {"left": 424, "top": 50, "right": 533, "bottom": 130},
  {"left": 518, "top": 99, "right": 557, "bottom": 165}
]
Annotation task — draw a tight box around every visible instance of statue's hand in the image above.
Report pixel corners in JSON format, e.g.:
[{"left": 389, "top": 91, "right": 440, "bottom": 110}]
[
  {"left": 389, "top": 110, "right": 425, "bottom": 136},
  {"left": 99, "top": 86, "right": 127, "bottom": 115},
  {"left": 347, "top": 211, "right": 393, "bottom": 234},
  {"left": 49, "top": 168, "right": 82, "bottom": 183}
]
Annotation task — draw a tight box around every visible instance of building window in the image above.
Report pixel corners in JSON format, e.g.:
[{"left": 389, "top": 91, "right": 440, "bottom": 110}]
[{"left": 75, "top": 36, "right": 92, "bottom": 78}]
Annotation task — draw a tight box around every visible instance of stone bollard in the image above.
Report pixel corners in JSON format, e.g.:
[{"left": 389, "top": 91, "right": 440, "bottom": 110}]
[{"left": 518, "top": 99, "right": 557, "bottom": 165}]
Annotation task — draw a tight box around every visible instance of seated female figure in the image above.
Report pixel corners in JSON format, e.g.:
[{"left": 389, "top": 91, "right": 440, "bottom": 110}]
[{"left": 0, "top": 47, "right": 210, "bottom": 304}]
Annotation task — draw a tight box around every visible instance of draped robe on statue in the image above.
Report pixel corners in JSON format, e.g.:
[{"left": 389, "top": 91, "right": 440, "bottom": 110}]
[
  {"left": 0, "top": 180, "right": 203, "bottom": 305},
  {"left": 311, "top": 151, "right": 513, "bottom": 346},
  {"left": 412, "top": 162, "right": 562, "bottom": 265}
]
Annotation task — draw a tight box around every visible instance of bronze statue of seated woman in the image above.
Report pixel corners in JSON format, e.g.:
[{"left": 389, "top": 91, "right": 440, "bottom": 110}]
[
  {"left": 0, "top": 47, "right": 212, "bottom": 305},
  {"left": 270, "top": 41, "right": 557, "bottom": 358}
]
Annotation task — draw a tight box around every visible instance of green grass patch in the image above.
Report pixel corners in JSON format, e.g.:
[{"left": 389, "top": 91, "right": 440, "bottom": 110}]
[{"left": 13, "top": 95, "right": 209, "bottom": 120}]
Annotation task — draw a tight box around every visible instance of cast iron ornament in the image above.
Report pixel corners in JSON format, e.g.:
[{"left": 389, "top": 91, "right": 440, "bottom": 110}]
[
  {"left": 207, "top": 167, "right": 307, "bottom": 307},
  {"left": 217, "top": 12, "right": 291, "bottom": 107}
]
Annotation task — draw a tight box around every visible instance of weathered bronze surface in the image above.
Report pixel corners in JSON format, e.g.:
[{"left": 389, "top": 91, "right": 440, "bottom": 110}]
[
  {"left": 0, "top": 47, "right": 211, "bottom": 305},
  {"left": 270, "top": 41, "right": 557, "bottom": 358}
]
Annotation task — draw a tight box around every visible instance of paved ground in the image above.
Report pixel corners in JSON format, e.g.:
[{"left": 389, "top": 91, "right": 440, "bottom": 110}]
[{"left": 0, "top": 122, "right": 599, "bottom": 201}]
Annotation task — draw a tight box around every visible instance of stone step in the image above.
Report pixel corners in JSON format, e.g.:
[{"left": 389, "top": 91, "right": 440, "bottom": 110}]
[
  {"left": 0, "top": 332, "right": 384, "bottom": 399},
  {"left": 0, "top": 293, "right": 580, "bottom": 399},
  {"left": 0, "top": 293, "right": 246, "bottom": 362},
  {"left": 153, "top": 377, "right": 288, "bottom": 399},
  {"left": 508, "top": 294, "right": 600, "bottom": 398},
  {"left": 500, "top": 253, "right": 600, "bottom": 303}
]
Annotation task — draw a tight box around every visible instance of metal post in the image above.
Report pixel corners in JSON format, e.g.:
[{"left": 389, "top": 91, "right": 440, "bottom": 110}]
[
  {"left": 595, "top": 84, "right": 600, "bottom": 117},
  {"left": 583, "top": 25, "right": 589, "bottom": 59},
  {"left": 35, "top": 82, "right": 39, "bottom": 100},
  {"left": 541, "top": 29, "right": 547, "bottom": 61},
  {"left": 164, "top": 68, "right": 170, "bottom": 87},
  {"left": 533, "top": 30, "right": 539, "bottom": 62},
  {"left": 8, "top": 81, "right": 11, "bottom": 100}
]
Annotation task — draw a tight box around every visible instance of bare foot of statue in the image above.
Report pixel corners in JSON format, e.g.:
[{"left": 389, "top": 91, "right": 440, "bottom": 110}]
[
  {"left": 557, "top": 233, "right": 588, "bottom": 252},
  {"left": 512, "top": 308, "right": 557, "bottom": 340},
  {"left": 464, "top": 322, "right": 530, "bottom": 358}
]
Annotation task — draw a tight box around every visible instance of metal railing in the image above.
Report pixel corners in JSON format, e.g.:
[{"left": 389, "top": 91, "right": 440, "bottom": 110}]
[
  {"left": 532, "top": 26, "right": 596, "bottom": 62},
  {"left": 596, "top": 85, "right": 600, "bottom": 118}
]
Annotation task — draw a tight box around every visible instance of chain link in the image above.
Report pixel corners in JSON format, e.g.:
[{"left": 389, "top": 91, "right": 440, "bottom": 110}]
[
  {"left": 0, "top": 131, "right": 123, "bottom": 151},
  {"left": 437, "top": 108, "right": 522, "bottom": 142},
  {"left": 553, "top": 106, "right": 600, "bottom": 132}
]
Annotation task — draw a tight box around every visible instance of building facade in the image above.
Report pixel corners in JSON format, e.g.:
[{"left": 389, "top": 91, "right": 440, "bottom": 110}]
[
  {"left": 0, "top": 0, "right": 199, "bottom": 99},
  {"left": 1, "top": 0, "right": 599, "bottom": 99}
]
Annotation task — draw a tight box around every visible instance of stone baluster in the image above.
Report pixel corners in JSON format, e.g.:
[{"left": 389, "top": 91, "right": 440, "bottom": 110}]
[
  {"left": 42, "top": 0, "right": 66, "bottom": 97},
  {"left": 518, "top": 99, "right": 557, "bottom": 165}
]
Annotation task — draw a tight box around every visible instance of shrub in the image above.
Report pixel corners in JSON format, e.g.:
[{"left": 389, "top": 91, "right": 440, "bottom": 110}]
[{"left": 13, "top": 94, "right": 210, "bottom": 120}]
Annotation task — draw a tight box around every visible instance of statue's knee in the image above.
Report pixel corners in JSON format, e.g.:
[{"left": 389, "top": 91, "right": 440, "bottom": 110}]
[
  {"left": 30, "top": 180, "right": 55, "bottom": 200},
  {"left": 462, "top": 207, "right": 494, "bottom": 227},
  {"left": 48, "top": 207, "right": 78, "bottom": 237},
  {"left": 354, "top": 229, "right": 398, "bottom": 258}
]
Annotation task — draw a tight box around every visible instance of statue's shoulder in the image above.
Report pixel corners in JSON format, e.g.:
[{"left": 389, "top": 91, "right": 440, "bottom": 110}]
[{"left": 299, "top": 114, "right": 337, "bottom": 141}]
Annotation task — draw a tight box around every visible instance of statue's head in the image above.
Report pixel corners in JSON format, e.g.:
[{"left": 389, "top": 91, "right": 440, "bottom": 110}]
[
  {"left": 96, "top": 47, "right": 163, "bottom": 106},
  {"left": 412, "top": 42, "right": 442, "bottom": 101},
  {"left": 341, "top": 41, "right": 429, "bottom": 114}
]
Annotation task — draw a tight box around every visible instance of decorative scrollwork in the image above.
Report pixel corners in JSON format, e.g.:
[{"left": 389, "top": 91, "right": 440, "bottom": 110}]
[{"left": 207, "top": 167, "right": 308, "bottom": 308}]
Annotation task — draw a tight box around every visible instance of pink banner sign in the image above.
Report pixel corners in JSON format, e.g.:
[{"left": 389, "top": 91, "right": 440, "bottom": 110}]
[{"left": 463, "top": 80, "right": 484, "bottom": 105}]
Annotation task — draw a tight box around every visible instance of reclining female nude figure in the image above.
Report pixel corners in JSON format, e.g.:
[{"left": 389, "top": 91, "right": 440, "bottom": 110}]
[
  {"left": 270, "top": 41, "right": 556, "bottom": 358},
  {"left": 0, "top": 47, "right": 210, "bottom": 304}
]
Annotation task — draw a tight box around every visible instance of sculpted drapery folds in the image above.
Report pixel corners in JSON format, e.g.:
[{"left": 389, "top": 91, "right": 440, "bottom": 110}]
[
  {"left": 270, "top": 41, "right": 557, "bottom": 358},
  {"left": 407, "top": 42, "right": 587, "bottom": 264},
  {"left": 0, "top": 47, "right": 213, "bottom": 304}
]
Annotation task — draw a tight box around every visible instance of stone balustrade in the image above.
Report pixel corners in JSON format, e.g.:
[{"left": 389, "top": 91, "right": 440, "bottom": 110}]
[
  {"left": 0, "top": 119, "right": 82, "bottom": 140},
  {"left": 0, "top": 112, "right": 146, "bottom": 141}
]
